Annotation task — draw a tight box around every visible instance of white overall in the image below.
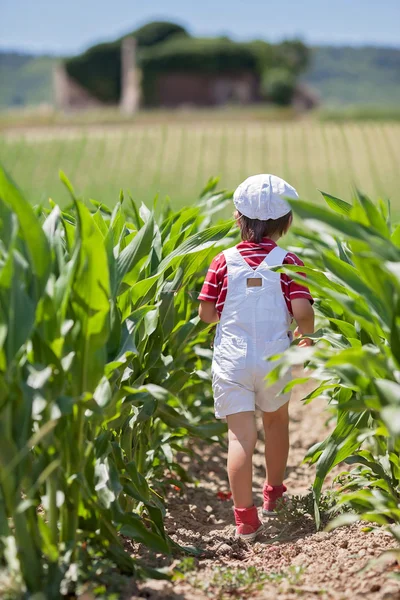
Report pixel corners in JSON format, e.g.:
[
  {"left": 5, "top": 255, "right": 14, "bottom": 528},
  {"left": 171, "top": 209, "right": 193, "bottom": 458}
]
[{"left": 212, "top": 245, "right": 292, "bottom": 419}]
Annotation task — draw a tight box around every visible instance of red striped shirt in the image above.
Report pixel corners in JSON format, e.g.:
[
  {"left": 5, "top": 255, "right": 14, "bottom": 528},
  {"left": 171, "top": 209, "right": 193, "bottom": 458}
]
[{"left": 198, "top": 238, "right": 313, "bottom": 317}]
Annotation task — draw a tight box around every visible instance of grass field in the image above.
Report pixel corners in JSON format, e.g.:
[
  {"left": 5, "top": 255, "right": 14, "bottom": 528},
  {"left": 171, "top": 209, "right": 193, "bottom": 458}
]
[{"left": 1, "top": 120, "right": 399, "bottom": 211}]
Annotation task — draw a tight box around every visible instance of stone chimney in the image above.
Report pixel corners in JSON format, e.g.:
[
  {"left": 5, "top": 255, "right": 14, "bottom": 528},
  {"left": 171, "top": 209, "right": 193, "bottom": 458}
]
[
  {"left": 53, "top": 64, "right": 70, "bottom": 110},
  {"left": 120, "top": 37, "right": 140, "bottom": 114}
]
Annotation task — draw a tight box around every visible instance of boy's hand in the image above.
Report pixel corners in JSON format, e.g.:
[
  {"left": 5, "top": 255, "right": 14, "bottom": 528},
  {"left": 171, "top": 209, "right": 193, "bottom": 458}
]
[
  {"left": 294, "top": 326, "right": 313, "bottom": 347},
  {"left": 298, "top": 337, "right": 313, "bottom": 347}
]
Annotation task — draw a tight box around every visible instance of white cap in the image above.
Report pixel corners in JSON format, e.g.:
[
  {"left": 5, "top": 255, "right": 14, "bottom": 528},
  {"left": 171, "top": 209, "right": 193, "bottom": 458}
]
[{"left": 233, "top": 174, "right": 298, "bottom": 220}]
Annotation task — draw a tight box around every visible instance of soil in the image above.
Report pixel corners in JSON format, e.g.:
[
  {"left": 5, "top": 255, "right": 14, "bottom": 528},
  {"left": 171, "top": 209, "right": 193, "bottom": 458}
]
[{"left": 128, "top": 381, "right": 400, "bottom": 600}]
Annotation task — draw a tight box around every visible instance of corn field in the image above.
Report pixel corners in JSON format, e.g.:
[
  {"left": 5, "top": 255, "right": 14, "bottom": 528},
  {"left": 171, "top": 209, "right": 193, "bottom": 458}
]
[
  {"left": 1, "top": 122, "right": 400, "bottom": 212},
  {"left": 0, "top": 168, "right": 234, "bottom": 596},
  {"left": 271, "top": 190, "right": 400, "bottom": 535},
  {"left": 0, "top": 162, "right": 399, "bottom": 598}
]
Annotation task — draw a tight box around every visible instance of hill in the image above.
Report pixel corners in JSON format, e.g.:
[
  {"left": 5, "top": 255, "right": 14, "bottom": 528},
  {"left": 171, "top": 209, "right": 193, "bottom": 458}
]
[
  {"left": 0, "top": 52, "right": 57, "bottom": 108},
  {"left": 0, "top": 45, "right": 399, "bottom": 109},
  {"left": 303, "top": 46, "right": 400, "bottom": 106}
]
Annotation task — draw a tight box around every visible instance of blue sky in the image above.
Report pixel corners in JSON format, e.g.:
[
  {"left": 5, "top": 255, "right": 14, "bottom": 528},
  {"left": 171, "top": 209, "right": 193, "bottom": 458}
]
[{"left": 2, "top": 0, "right": 399, "bottom": 54}]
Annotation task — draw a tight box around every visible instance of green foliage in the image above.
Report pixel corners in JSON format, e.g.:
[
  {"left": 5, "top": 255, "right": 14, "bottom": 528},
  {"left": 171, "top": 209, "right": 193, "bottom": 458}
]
[
  {"left": 132, "top": 21, "right": 189, "bottom": 47},
  {"left": 249, "top": 39, "right": 309, "bottom": 77},
  {"left": 180, "top": 563, "right": 305, "bottom": 596},
  {"left": 270, "top": 188, "right": 400, "bottom": 538},
  {"left": 207, "top": 565, "right": 304, "bottom": 591},
  {"left": 261, "top": 68, "right": 296, "bottom": 106},
  {"left": 276, "top": 40, "right": 310, "bottom": 75},
  {"left": 65, "top": 42, "right": 122, "bottom": 103},
  {"left": 274, "top": 489, "right": 343, "bottom": 529},
  {"left": 246, "top": 40, "right": 276, "bottom": 74},
  {"left": 140, "top": 37, "right": 259, "bottom": 73},
  {"left": 0, "top": 167, "right": 233, "bottom": 596}
]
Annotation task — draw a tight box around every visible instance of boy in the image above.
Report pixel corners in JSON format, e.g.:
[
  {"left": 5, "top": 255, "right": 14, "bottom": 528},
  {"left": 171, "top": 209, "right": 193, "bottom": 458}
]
[{"left": 198, "top": 174, "right": 314, "bottom": 541}]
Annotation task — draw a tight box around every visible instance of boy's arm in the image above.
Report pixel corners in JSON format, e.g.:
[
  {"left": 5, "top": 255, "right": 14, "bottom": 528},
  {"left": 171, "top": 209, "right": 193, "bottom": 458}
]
[
  {"left": 198, "top": 252, "right": 225, "bottom": 324},
  {"left": 283, "top": 252, "right": 314, "bottom": 347},
  {"left": 199, "top": 301, "right": 219, "bottom": 324},
  {"left": 291, "top": 298, "right": 314, "bottom": 347}
]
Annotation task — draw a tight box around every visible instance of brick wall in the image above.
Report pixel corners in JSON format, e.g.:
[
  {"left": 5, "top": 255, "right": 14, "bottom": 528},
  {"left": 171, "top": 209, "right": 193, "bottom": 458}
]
[{"left": 155, "top": 72, "right": 259, "bottom": 107}]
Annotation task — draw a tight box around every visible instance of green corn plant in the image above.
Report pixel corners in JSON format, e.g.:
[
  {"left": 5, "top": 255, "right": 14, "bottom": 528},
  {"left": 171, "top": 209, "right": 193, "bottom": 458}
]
[
  {"left": 0, "top": 167, "right": 232, "bottom": 597},
  {"left": 269, "top": 189, "right": 400, "bottom": 536}
]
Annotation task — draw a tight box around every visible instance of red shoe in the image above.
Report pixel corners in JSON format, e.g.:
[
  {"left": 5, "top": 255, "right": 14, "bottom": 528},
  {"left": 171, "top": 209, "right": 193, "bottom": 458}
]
[
  {"left": 234, "top": 506, "right": 263, "bottom": 541},
  {"left": 263, "top": 484, "right": 287, "bottom": 516}
]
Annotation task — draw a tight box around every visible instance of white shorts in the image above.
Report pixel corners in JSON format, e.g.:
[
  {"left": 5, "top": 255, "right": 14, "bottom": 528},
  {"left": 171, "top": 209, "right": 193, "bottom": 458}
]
[{"left": 212, "top": 370, "right": 291, "bottom": 419}]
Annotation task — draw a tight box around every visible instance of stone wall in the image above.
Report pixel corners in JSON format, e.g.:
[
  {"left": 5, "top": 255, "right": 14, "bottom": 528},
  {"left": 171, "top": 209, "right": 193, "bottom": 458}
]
[
  {"left": 53, "top": 64, "right": 104, "bottom": 111},
  {"left": 155, "top": 72, "right": 259, "bottom": 107}
]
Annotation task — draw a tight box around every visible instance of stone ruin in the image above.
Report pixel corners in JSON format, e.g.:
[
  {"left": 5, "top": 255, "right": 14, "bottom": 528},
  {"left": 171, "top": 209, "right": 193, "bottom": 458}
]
[{"left": 53, "top": 36, "right": 318, "bottom": 112}]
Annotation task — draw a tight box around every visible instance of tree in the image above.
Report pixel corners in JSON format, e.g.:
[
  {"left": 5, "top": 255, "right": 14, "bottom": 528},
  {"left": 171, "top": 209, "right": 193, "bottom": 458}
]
[
  {"left": 261, "top": 68, "right": 296, "bottom": 105},
  {"left": 276, "top": 40, "right": 310, "bottom": 74}
]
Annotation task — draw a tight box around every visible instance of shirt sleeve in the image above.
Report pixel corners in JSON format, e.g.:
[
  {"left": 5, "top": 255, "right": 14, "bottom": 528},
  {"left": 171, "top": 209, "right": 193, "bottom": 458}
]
[
  {"left": 198, "top": 253, "right": 226, "bottom": 303},
  {"left": 283, "top": 252, "right": 314, "bottom": 304}
]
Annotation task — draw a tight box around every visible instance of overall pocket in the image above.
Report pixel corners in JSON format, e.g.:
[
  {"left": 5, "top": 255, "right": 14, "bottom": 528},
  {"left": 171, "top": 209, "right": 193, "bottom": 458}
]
[{"left": 214, "top": 335, "right": 247, "bottom": 373}]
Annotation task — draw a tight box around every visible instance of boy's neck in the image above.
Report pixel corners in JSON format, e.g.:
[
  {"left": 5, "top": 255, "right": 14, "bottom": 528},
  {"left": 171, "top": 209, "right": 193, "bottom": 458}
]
[
  {"left": 242, "top": 235, "right": 282, "bottom": 244},
  {"left": 269, "top": 234, "right": 281, "bottom": 242},
  {"left": 260, "top": 234, "right": 281, "bottom": 243}
]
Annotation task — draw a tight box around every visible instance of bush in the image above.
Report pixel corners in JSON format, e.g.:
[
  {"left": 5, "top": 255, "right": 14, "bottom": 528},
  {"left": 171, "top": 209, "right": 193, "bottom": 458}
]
[
  {"left": 140, "top": 37, "right": 259, "bottom": 73},
  {"left": 261, "top": 68, "right": 296, "bottom": 105},
  {"left": 250, "top": 39, "right": 310, "bottom": 76},
  {"left": 248, "top": 40, "right": 277, "bottom": 73}
]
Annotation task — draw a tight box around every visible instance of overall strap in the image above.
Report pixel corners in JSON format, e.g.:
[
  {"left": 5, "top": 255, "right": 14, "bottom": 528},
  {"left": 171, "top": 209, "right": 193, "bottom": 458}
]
[
  {"left": 223, "top": 247, "right": 246, "bottom": 270},
  {"left": 262, "top": 246, "right": 287, "bottom": 268}
]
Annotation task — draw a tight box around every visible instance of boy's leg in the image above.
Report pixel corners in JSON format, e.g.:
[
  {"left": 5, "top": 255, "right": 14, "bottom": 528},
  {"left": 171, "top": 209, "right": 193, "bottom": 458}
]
[
  {"left": 226, "top": 411, "right": 257, "bottom": 508},
  {"left": 262, "top": 402, "right": 289, "bottom": 486}
]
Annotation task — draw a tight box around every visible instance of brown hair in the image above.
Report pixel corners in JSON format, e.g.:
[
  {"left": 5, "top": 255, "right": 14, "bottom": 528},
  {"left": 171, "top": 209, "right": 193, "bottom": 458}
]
[{"left": 235, "top": 210, "right": 292, "bottom": 243}]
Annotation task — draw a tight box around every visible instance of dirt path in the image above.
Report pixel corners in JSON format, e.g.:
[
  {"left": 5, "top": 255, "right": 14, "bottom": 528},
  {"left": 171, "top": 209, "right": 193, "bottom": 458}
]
[{"left": 132, "top": 384, "right": 400, "bottom": 600}]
